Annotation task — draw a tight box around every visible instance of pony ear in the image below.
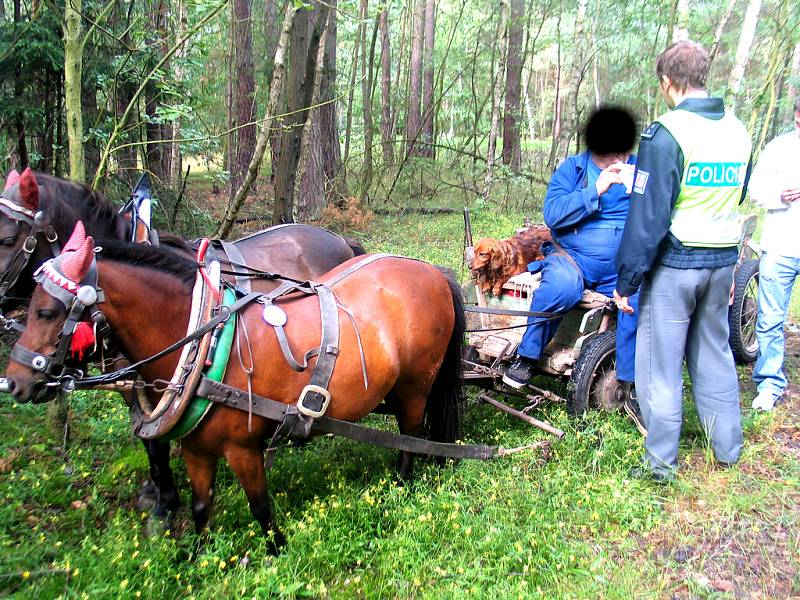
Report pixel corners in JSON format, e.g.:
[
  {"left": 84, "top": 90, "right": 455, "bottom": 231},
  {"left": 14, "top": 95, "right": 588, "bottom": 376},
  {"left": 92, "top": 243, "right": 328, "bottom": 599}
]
[
  {"left": 3, "top": 169, "right": 20, "bottom": 191},
  {"left": 62, "top": 221, "right": 87, "bottom": 253},
  {"left": 60, "top": 235, "right": 95, "bottom": 282},
  {"left": 18, "top": 168, "right": 39, "bottom": 211}
]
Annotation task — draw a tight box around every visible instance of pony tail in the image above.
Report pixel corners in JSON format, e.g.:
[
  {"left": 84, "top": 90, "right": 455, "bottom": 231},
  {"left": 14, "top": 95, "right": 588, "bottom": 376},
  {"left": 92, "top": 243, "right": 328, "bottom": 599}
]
[{"left": 423, "top": 273, "right": 466, "bottom": 445}]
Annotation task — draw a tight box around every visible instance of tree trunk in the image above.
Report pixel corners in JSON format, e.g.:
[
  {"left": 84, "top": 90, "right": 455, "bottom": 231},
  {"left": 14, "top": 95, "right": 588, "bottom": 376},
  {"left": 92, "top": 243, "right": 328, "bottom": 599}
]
[
  {"left": 359, "top": 0, "right": 378, "bottom": 202},
  {"left": 321, "top": 0, "right": 343, "bottom": 201},
  {"left": 217, "top": 3, "right": 297, "bottom": 237},
  {"left": 788, "top": 41, "right": 800, "bottom": 104},
  {"left": 272, "top": 5, "right": 327, "bottom": 224},
  {"left": 145, "top": 0, "right": 169, "bottom": 183},
  {"left": 405, "top": 0, "right": 424, "bottom": 156},
  {"left": 708, "top": 0, "right": 736, "bottom": 66},
  {"left": 419, "top": 0, "right": 436, "bottom": 157},
  {"left": 263, "top": 0, "right": 281, "bottom": 85},
  {"left": 229, "top": 0, "right": 257, "bottom": 202},
  {"left": 502, "top": 0, "right": 523, "bottom": 171},
  {"left": 547, "top": 0, "right": 587, "bottom": 172},
  {"left": 483, "top": 0, "right": 509, "bottom": 200},
  {"left": 64, "top": 0, "right": 84, "bottom": 180},
  {"left": 727, "top": 0, "right": 763, "bottom": 109},
  {"left": 672, "top": 0, "right": 689, "bottom": 42},
  {"left": 170, "top": 0, "right": 188, "bottom": 186},
  {"left": 341, "top": 8, "right": 362, "bottom": 177},
  {"left": 294, "top": 13, "right": 330, "bottom": 222},
  {"left": 379, "top": 8, "right": 394, "bottom": 165}
]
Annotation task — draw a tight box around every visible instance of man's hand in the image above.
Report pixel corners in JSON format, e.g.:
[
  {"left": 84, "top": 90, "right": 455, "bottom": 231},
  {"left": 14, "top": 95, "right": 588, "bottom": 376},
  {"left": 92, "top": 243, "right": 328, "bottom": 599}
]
[
  {"left": 781, "top": 187, "right": 800, "bottom": 205},
  {"left": 613, "top": 289, "right": 635, "bottom": 315},
  {"left": 595, "top": 163, "right": 625, "bottom": 196}
]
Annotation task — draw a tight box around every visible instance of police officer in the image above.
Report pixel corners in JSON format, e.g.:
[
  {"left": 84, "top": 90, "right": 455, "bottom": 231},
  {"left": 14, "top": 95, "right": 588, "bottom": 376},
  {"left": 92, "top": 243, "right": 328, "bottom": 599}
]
[{"left": 614, "top": 41, "right": 752, "bottom": 480}]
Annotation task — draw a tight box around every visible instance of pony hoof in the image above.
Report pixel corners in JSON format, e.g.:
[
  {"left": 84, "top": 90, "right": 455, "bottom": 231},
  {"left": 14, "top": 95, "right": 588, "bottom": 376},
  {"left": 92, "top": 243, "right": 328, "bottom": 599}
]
[
  {"left": 266, "top": 530, "right": 286, "bottom": 555},
  {"left": 144, "top": 511, "right": 176, "bottom": 538},
  {"left": 135, "top": 480, "right": 158, "bottom": 511}
]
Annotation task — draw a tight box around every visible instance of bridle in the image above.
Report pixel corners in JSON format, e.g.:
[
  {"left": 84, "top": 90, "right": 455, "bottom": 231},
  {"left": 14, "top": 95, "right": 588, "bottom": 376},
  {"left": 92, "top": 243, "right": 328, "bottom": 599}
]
[
  {"left": 0, "top": 194, "right": 61, "bottom": 301},
  {"left": 9, "top": 251, "right": 107, "bottom": 390}
]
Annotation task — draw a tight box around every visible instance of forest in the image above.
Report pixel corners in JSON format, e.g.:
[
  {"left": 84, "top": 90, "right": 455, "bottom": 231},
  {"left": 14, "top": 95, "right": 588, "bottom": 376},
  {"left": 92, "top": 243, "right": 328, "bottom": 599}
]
[{"left": 1, "top": 0, "right": 799, "bottom": 231}]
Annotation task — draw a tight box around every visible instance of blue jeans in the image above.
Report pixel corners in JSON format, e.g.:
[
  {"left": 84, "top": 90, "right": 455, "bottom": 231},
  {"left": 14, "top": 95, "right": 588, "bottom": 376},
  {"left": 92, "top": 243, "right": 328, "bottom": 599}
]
[{"left": 753, "top": 252, "right": 800, "bottom": 396}]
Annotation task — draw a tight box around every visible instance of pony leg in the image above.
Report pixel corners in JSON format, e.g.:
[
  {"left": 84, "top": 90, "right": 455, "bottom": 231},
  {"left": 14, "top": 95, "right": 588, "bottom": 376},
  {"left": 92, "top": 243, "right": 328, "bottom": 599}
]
[
  {"left": 225, "top": 446, "right": 285, "bottom": 554},
  {"left": 141, "top": 439, "right": 180, "bottom": 518},
  {"left": 182, "top": 447, "right": 219, "bottom": 534},
  {"left": 386, "top": 388, "right": 427, "bottom": 480}
]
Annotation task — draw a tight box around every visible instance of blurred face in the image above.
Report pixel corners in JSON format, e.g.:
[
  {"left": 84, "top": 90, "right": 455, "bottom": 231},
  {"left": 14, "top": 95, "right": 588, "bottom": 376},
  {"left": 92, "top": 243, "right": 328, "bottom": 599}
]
[{"left": 592, "top": 153, "right": 629, "bottom": 169}]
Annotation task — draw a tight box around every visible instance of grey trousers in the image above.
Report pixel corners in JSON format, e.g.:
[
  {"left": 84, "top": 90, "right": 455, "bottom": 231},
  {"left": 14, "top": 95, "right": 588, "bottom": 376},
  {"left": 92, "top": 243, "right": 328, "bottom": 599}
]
[{"left": 636, "top": 264, "right": 743, "bottom": 476}]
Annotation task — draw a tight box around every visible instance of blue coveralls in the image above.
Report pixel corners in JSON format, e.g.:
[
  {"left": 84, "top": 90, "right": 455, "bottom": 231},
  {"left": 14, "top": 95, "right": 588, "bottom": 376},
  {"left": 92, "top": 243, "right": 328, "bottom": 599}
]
[{"left": 517, "top": 151, "right": 638, "bottom": 382}]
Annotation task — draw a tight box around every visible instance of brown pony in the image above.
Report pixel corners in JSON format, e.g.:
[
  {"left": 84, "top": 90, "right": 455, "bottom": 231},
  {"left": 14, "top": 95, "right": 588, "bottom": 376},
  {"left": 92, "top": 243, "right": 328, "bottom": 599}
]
[
  {"left": 470, "top": 225, "right": 551, "bottom": 296},
  {"left": 6, "top": 226, "right": 465, "bottom": 552},
  {"left": 0, "top": 169, "right": 363, "bottom": 519}
]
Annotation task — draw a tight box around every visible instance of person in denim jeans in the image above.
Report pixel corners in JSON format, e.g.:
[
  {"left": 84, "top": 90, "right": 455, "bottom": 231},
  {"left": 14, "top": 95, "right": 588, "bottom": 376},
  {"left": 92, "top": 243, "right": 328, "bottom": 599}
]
[{"left": 749, "top": 97, "right": 800, "bottom": 411}]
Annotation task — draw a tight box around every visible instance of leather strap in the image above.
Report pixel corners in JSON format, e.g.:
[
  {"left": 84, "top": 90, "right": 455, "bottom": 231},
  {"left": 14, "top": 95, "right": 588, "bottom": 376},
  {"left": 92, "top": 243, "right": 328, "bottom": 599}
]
[
  {"left": 219, "top": 240, "right": 252, "bottom": 294},
  {"left": 195, "top": 376, "right": 499, "bottom": 460}
]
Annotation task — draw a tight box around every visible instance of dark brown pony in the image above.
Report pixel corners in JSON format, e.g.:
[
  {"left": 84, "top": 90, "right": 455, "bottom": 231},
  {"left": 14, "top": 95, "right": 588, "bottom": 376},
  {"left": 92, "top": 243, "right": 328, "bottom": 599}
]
[
  {"left": 6, "top": 233, "right": 465, "bottom": 552},
  {"left": 0, "top": 169, "right": 364, "bottom": 518}
]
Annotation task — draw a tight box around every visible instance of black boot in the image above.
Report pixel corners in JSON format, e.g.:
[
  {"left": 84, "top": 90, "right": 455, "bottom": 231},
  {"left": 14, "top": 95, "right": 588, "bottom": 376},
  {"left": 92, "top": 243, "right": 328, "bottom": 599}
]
[
  {"left": 622, "top": 384, "right": 647, "bottom": 436},
  {"left": 502, "top": 357, "right": 535, "bottom": 389}
]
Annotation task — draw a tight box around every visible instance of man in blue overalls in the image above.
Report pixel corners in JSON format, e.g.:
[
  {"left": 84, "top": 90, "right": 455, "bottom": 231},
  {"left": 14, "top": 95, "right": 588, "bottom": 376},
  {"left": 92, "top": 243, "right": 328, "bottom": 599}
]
[{"left": 503, "top": 107, "right": 642, "bottom": 433}]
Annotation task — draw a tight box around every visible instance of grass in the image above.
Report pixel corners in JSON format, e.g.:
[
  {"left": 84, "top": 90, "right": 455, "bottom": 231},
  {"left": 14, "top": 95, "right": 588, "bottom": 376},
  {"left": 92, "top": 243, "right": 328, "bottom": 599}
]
[{"left": 1, "top": 205, "right": 799, "bottom": 598}]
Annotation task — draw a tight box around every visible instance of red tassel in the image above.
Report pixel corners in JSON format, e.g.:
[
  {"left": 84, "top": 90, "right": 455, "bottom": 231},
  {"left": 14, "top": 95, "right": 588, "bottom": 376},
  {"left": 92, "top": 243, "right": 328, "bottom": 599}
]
[{"left": 70, "top": 322, "right": 96, "bottom": 361}]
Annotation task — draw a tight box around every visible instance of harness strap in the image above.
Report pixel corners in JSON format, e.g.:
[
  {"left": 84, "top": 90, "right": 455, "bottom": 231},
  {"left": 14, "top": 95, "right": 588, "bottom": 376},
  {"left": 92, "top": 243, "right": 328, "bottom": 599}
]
[
  {"left": 218, "top": 240, "right": 252, "bottom": 294},
  {"left": 194, "top": 376, "right": 500, "bottom": 460},
  {"left": 75, "top": 291, "right": 265, "bottom": 388},
  {"left": 465, "top": 306, "right": 567, "bottom": 319}
]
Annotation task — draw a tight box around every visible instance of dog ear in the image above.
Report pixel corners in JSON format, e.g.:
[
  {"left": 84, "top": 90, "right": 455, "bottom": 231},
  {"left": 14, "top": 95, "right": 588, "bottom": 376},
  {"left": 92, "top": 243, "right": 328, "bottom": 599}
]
[{"left": 489, "top": 242, "right": 504, "bottom": 271}]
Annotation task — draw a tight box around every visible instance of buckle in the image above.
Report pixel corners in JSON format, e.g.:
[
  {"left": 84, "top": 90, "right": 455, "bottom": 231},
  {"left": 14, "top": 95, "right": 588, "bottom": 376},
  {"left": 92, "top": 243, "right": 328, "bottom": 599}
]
[
  {"left": 296, "top": 384, "right": 331, "bottom": 418},
  {"left": 22, "top": 236, "right": 37, "bottom": 254}
]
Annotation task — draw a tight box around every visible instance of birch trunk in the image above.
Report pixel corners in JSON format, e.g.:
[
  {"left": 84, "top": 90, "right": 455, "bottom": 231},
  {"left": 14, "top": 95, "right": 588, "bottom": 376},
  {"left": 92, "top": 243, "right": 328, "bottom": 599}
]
[{"left": 727, "top": 0, "right": 763, "bottom": 109}]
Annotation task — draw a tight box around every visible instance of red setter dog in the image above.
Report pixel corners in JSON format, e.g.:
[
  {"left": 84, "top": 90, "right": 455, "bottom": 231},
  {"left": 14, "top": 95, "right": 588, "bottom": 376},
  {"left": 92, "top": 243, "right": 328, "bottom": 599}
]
[{"left": 470, "top": 225, "right": 552, "bottom": 296}]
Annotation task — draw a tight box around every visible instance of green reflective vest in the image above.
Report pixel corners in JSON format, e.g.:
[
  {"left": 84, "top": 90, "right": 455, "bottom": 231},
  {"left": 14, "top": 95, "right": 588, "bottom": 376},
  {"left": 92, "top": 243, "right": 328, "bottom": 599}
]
[{"left": 656, "top": 108, "right": 752, "bottom": 247}]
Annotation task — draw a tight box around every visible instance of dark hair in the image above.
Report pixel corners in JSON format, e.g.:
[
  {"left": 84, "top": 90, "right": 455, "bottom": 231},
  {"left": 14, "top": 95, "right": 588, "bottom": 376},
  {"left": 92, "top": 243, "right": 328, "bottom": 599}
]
[
  {"left": 656, "top": 41, "right": 710, "bottom": 91},
  {"left": 583, "top": 106, "right": 638, "bottom": 155}
]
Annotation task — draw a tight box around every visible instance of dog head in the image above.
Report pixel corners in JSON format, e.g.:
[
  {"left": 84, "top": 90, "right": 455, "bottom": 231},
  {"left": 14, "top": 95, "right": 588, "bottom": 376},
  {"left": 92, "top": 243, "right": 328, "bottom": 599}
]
[{"left": 471, "top": 238, "right": 506, "bottom": 273}]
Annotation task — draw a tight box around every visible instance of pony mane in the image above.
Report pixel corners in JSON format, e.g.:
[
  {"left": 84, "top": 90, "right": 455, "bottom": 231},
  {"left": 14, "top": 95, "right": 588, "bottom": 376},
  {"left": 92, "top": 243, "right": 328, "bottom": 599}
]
[
  {"left": 34, "top": 172, "right": 126, "bottom": 238},
  {"left": 96, "top": 240, "right": 198, "bottom": 288}
]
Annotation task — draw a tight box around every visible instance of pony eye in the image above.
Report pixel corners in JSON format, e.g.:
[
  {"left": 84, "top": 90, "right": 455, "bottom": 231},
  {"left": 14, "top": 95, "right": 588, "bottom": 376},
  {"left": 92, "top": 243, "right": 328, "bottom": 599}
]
[
  {"left": 36, "top": 309, "right": 56, "bottom": 321},
  {"left": 1, "top": 237, "right": 16, "bottom": 247}
]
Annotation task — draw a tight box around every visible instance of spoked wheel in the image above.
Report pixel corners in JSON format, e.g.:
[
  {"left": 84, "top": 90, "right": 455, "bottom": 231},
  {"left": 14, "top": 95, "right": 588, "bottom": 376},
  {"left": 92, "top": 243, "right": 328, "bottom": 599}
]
[
  {"left": 728, "top": 258, "right": 759, "bottom": 364},
  {"left": 567, "top": 331, "right": 624, "bottom": 417}
]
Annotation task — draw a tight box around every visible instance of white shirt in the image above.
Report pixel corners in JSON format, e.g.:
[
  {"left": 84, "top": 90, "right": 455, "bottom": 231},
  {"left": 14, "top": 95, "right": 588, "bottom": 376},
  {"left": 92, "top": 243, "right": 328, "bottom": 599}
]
[{"left": 749, "top": 130, "right": 800, "bottom": 257}]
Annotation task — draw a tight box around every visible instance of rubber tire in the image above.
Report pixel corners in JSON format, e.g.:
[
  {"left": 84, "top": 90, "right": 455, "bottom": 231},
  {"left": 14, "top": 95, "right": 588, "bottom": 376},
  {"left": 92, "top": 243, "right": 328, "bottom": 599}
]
[
  {"left": 567, "top": 330, "right": 617, "bottom": 417},
  {"left": 728, "top": 258, "right": 759, "bottom": 364}
]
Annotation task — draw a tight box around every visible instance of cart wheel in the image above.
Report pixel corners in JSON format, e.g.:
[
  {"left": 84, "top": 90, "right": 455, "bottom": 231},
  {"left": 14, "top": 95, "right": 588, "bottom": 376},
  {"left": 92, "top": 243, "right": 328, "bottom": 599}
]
[
  {"left": 463, "top": 345, "right": 481, "bottom": 363},
  {"left": 567, "top": 331, "right": 624, "bottom": 417},
  {"left": 728, "top": 258, "right": 759, "bottom": 364}
]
